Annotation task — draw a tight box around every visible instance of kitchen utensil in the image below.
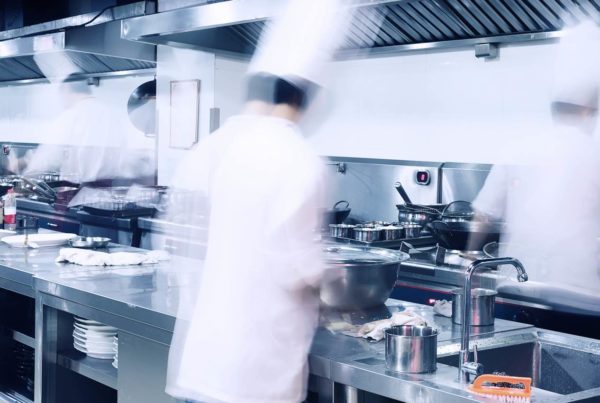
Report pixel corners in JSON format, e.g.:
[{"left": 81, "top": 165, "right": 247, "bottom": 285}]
[
  {"left": 401, "top": 223, "right": 422, "bottom": 238},
  {"left": 452, "top": 288, "right": 497, "bottom": 326},
  {"left": 128, "top": 80, "right": 156, "bottom": 135},
  {"left": 427, "top": 220, "right": 504, "bottom": 251},
  {"left": 320, "top": 244, "right": 408, "bottom": 310},
  {"left": 396, "top": 204, "right": 442, "bottom": 225},
  {"left": 329, "top": 224, "right": 355, "bottom": 238},
  {"left": 380, "top": 225, "right": 403, "bottom": 240},
  {"left": 394, "top": 181, "right": 412, "bottom": 204},
  {"left": 468, "top": 374, "right": 532, "bottom": 401},
  {"left": 385, "top": 325, "right": 438, "bottom": 373},
  {"left": 69, "top": 236, "right": 111, "bottom": 249},
  {"left": 353, "top": 227, "right": 381, "bottom": 242},
  {"left": 322, "top": 200, "right": 351, "bottom": 226},
  {"left": 440, "top": 200, "right": 474, "bottom": 222},
  {"left": 2, "top": 233, "right": 77, "bottom": 248}
]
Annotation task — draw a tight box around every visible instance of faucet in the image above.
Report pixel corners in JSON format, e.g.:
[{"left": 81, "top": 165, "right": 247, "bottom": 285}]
[{"left": 458, "top": 257, "right": 528, "bottom": 384}]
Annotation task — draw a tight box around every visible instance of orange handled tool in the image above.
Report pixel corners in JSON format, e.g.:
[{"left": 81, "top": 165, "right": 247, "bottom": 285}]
[{"left": 469, "top": 374, "right": 532, "bottom": 402}]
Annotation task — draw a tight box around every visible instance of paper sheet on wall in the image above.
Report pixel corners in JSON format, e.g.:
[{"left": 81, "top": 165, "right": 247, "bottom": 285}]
[{"left": 169, "top": 80, "right": 200, "bottom": 149}]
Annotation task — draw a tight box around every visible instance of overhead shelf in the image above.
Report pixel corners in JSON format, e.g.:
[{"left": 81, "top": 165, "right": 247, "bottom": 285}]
[{"left": 121, "top": 0, "right": 599, "bottom": 58}]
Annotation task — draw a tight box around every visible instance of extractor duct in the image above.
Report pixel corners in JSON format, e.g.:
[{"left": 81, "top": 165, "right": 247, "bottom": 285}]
[
  {"left": 122, "top": 0, "right": 600, "bottom": 59},
  {"left": 0, "top": 1, "right": 157, "bottom": 85}
]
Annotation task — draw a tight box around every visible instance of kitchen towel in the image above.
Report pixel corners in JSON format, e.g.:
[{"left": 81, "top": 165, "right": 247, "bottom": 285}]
[
  {"left": 330, "top": 310, "right": 428, "bottom": 341},
  {"left": 57, "top": 248, "right": 169, "bottom": 266},
  {"left": 433, "top": 299, "right": 452, "bottom": 318}
]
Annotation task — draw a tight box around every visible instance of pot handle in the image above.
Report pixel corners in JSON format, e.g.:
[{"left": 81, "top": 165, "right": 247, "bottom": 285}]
[{"left": 333, "top": 200, "right": 350, "bottom": 210}]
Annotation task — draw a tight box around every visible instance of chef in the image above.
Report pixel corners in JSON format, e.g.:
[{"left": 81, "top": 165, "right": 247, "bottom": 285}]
[
  {"left": 165, "top": 1, "right": 352, "bottom": 402},
  {"left": 473, "top": 21, "right": 600, "bottom": 299}
]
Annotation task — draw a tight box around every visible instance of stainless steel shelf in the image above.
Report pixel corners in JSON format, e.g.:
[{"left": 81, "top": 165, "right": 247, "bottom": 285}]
[
  {"left": 57, "top": 351, "right": 117, "bottom": 390},
  {"left": 11, "top": 330, "right": 34, "bottom": 349},
  {"left": 0, "top": 388, "right": 33, "bottom": 403}
]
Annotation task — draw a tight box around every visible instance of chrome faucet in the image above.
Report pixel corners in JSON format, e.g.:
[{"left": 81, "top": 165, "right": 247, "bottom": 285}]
[{"left": 458, "top": 257, "right": 528, "bottom": 384}]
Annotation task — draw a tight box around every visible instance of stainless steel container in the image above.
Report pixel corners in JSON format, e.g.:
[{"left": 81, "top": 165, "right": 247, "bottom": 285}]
[
  {"left": 385, "top": 325, "right": 438, "bottom": 373},
  {"left": 401, "top": 223, "right": 422, "bottom": 238},
  {"left": 329, "top": 224, "right": 355, "bottom": 238},
  {"left": 353, "top": 227, "right": 381, "bottom": 242},
  {"left": 452, "top": 288, "right": 497, "bottom": 326},
  {"left": 380, "top": 225, "right": 403, "bottom": 240},
  {"left": 321, "top": 244, "right": 409, "bottom": 310}
]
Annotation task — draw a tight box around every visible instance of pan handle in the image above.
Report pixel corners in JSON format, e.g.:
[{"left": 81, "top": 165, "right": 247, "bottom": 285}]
[
  {"left": 394, "top": 182, "right": 412, "bottom": 204},
  {"left": 333, "top": 200, "right": 350, "bottom": 210}
]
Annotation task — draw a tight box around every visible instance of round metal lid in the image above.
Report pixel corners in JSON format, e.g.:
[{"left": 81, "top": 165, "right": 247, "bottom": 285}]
[{"left": 323, "top": 243, "right": 409, "bottom": 267}]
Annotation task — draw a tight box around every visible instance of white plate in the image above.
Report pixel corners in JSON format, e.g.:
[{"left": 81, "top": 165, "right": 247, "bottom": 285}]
[
  {"left": 74, "top": 328, "right": 115, "bottom": 339},
  {"left": 87, "top": 351, "right": 115, "bottom": 360},
  {"left": 74, "top": 323, "right": 117, "bottom": 333},
  {"left": 74, "top": 342, "right": 114, "bottom": 355},
  {"left": 2, "top": 233, "right": 77, "bottom": 248},
  {"left": 74, "top": 317, "right": 106, "bottom": 326}
]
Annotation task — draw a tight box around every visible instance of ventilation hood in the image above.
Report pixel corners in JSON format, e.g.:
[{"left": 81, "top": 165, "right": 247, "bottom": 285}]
[
  {"left": 122, "top": 0, "right": 599, "bottom": 59},
  {"left": 0, "top": 1, "right": 157, "bottom": 85}
]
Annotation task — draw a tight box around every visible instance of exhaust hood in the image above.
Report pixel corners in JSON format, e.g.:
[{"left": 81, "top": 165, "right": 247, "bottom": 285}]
[
  {"left": 121, "top": 0, "right": 599, "bottom": 58},
  {"left": 0, "top": 1, "right": 157, "bottom": 85}
]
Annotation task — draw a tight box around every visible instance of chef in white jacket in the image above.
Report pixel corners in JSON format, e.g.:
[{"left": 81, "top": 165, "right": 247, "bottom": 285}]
[
  {"left": 166, "top": 1, "right": 352, "bottom": 402},
  {"left": 473, "top": 21, "right": 600, "bottom": 299}
]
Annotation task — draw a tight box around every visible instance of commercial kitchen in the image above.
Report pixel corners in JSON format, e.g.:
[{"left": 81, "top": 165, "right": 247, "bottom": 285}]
[{"left": 0, "top": 0, "right": 599, "bottom": 402}]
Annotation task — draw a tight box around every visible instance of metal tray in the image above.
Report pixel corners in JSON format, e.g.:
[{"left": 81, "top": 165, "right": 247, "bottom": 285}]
[{"left": 325, "top": 235, "right": 435, "bottom": 249}]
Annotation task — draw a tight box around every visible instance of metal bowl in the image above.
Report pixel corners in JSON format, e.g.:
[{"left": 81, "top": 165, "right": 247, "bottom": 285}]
[
  {"left": 69, "top": 236, "right": 111, "bottom": 249},
  {"left": 320, "top": 244, "right": 409, "bottom": 310}
]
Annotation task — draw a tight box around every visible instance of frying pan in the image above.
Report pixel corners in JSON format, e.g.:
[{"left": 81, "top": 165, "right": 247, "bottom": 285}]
[{"left": 128, "top": 80, "right": 156, "bottom": 135}]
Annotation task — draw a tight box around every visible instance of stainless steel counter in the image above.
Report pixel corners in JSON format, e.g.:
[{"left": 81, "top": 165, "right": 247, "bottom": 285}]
[{"left": 0, "top": 240, "right": 595, "bottom": 402}]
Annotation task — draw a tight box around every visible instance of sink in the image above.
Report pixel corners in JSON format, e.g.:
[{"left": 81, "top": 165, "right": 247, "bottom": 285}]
[{"left": 438, "top": 331, "right": 600, "bottom": 396}]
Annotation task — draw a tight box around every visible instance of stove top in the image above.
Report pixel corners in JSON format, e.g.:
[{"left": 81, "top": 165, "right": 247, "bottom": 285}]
[{"left": 400, "top": 243, "right": 489, "bottom": 270}]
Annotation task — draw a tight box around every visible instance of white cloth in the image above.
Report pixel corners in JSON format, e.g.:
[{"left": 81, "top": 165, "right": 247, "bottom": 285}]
[
  {"left": 56, "top": 248, "right": 169, "bottom": 266},
  {"left": 473, "top": 128, "right": 600, "bottom": 293},
  {"left": 165, "top": 115, "right": 325, "bottom": 403},
  {"left": 433, "top": 300, "right": 452, "bottom": 318},
  {"left": 332, "top": 311, "right": 428, "bottom": 341}
]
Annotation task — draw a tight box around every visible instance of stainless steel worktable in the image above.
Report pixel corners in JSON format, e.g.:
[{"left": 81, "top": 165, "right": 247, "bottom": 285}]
[{"left": 0, "top": 241, "right": 594, "bottom": 402}]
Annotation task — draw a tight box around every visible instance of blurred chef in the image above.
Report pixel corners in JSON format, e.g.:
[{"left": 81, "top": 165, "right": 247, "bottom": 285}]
[
  {"left": 473, "top": 21, "right": 600, "bottom": 295},
  {"left": 23, "top": 74, "right": 152, "bottom": 186},
  {"left": 165, "top": 1, "right": 352, "bottom": 402}
]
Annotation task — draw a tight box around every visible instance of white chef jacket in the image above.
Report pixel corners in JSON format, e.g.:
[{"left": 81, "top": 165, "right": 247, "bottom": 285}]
[
  {"left": 25, "top": 97, "right": 146, "bottom": 183},
  {"left": 166, "top": 115, "right": 325, "bottom": 403},
  {"left": 473, "top": 127, "right": 600, "bottom": 292}
]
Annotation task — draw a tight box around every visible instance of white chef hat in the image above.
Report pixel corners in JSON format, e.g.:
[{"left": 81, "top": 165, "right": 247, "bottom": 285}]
[
  {"left": 248, "top": 0, "right": 352, "bottom": 89},
  {"left": 552, "top": 20, "right": 600, "bottom": 109}
]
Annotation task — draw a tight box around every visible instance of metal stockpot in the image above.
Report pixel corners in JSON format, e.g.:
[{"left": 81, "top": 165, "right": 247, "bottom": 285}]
[
  {"left": 452, "top": 288, "right": 497, "bottom": 326},
  {"left": 353, "top": 227, "right": 381, "bottom": 242},
  {"left": 401, "top": 223, "right": 422, "bottom": 238},
  {"left": 385, "top": 325, "right": 438, "bottom": 373},
  {"left": 321, "top": 244, "right": 409, "bottom": 310},
  {"left": 329, "top": 224, "right": 355, "bottom": 238}
]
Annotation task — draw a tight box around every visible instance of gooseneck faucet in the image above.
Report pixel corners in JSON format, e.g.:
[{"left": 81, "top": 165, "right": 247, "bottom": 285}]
[{"left": 458, "top": 257, "right": 528, "bottom": 384}]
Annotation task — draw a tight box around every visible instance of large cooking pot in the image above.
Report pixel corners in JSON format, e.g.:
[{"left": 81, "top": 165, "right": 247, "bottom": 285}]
[
  {"left": 320, "top": 244, "right": 409, "bottom": 310},
  {"left": 322, "top": 200, "right": 351, "bottom": 226},
  {"left": 428, "top": 220, "right": 505, "bottom": 251}
]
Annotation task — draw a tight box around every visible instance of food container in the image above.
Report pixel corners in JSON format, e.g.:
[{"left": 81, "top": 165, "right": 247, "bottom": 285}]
[
  {"left": 353, "top": 227, "right": 381, "bottom": 242},
  {"left": 452, "top": 288, "right": 497, "bottom": 326},
  {"left": 385, "top": 325, "right": 438, "bottom": 373},
  {"left": 380, "top": 225, "right": 403, "bottom": 240},
  {"left": 321, "top": 244, "right": 408, "bottom": 310},
  {"left": 329, "top": 224, "right": 355, "bottom": 238},
  {"left": 401, "top": 223, "right": 422, "bottom": 238},
  {"left": 69, "top": 237, "right": 112, "bottom": 249}
]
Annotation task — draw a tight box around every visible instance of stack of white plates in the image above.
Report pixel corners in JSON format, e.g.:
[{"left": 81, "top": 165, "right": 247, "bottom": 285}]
[
  {"left": 112, "top": 335, "right": 118, "bottom": 369},
  {"left": 73, "top": 317, "right": 117, "bottom": 360}
]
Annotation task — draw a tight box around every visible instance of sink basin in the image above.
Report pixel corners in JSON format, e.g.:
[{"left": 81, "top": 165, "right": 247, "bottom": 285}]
[{"left": 438, "top": 331, "right": 600, "bottom": 396}]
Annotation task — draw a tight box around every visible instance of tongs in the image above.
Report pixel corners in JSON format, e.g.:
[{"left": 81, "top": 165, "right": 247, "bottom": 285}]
[{"left": 20, "top": 176, "right": 57, "bottom": 201}]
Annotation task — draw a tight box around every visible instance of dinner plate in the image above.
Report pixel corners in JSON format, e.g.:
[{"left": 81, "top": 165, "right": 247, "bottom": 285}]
[
  {"left": 74, "top": 323, "right": 117, "bottom": 333},
  {"left": 74, "top": 328, "right": 115, "bottom": 339},
  {"left": 2, "top": 233, "right": 77, "bottom": 248},
  {"left": 74, "top": 342, "right": 114, "bottom": 356},
  {"left": 74, "top": 317, "right": 107, "bottom": 326}
]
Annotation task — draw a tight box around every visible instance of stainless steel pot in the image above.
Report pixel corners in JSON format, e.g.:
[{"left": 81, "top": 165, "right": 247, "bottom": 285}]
[
  {"left": 353, "top": 227, "right": 381, "bottom": 242},
  {"left": 385, "top": 325, "right": 438, "bottom": 373},
  {"left": 320, "top": 244, "right": 409, "bottom": 310},
  {"left": 380, "top": 225, "right": 403, "bottom": 240},
  {"left": 329, "top": 224, "right": 355, "bottom": 238},
  {"left": 401, "top": 223, "right": 422, "bottom": 238},
  {"left": 452, "top": 288, "right": 497, "bottom": 326}
]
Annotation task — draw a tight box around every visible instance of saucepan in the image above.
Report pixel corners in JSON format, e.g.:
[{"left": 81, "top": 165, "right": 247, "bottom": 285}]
[
  {"left": 385, "top": 325, "right": 438, "bottom": 373},
  {"left": 69, "top": 236, "right": 111, "bottom": 249}
]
